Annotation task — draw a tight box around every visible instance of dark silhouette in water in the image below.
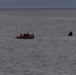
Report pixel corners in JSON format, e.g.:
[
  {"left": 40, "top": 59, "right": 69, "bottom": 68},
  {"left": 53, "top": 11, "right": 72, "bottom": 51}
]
[{"left": 68, "top": 31, "right": 73, "bottom": 36}]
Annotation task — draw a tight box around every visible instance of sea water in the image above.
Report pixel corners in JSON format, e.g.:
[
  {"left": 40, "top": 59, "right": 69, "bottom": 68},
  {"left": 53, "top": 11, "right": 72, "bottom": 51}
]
[{"left": 0, "top": 8, "right": 76, "bottom": 75}]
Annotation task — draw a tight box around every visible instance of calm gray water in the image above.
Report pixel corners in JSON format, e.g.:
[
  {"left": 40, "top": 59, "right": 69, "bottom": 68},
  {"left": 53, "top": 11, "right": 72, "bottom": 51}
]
[
  {"left": 0, "top": 8, "right": 76, "bottom": 75},
  {"left": 0, "top": 8, "right": 76, "bottom": 17}
]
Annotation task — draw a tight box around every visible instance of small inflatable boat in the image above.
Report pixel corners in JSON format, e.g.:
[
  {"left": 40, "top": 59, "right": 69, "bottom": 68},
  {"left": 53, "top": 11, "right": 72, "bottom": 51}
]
[{"left": 16, "top": 33, "right": 34, "bottom": 39}]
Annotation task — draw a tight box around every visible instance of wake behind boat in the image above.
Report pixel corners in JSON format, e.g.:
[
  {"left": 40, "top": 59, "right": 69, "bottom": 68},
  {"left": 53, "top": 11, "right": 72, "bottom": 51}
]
[{"left": 16, "top": 33, "right": 35, "bottom": 39}]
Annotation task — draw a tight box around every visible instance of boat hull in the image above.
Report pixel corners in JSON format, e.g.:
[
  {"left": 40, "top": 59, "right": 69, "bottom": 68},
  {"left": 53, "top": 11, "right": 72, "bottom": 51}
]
[{"left": 16, "top": 36, "right": 34, "bottom": 39}]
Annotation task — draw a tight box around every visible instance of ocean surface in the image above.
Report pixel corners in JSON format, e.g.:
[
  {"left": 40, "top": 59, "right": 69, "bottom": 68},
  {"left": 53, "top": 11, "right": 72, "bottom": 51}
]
[
  {"left": 0, "top": 8, "right": 76, "bottom": 75},
  {"left": 0, "top": 8, "right": 76, "bottom": 17}
]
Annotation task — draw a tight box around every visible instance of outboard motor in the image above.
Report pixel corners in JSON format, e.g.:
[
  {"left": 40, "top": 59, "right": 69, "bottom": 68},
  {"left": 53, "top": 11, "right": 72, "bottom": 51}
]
[
  {"left": 32, "top": 33, "right": 35, "bottom": 39},
  {"left": 68, "top": 31, "right": 73, "bottom": 36}
]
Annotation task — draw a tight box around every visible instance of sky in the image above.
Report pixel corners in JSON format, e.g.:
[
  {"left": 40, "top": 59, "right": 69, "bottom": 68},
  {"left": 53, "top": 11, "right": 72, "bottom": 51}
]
[{"left": 0, "top": 0, "right": 76, "bottom": 8}]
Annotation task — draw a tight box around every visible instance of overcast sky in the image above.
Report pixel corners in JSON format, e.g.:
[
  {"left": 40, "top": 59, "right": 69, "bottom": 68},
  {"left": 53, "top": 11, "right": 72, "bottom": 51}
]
[{"left": 0, "top": 0, "right": 76, "bottom": 8}]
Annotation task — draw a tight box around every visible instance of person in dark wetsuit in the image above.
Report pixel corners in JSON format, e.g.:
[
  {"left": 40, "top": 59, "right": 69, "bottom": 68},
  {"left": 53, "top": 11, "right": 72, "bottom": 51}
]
[
  {"left": 23, "top": 33, "right": 29, "bottom": 36},
  {"left": 23, "top": 33, "right": 26, "bottom": 36},
  {"left": 20, "top": 33, "right": 22, "bottom": 37},
  {"left": 68, "top": 31, "right": 73, "bottom": 36}
]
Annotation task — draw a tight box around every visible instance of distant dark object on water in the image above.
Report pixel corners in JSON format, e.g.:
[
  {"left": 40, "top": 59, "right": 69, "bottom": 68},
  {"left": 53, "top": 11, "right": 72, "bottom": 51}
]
[{"left": 68, "top": 31, "right": 73, "bottom": 36}]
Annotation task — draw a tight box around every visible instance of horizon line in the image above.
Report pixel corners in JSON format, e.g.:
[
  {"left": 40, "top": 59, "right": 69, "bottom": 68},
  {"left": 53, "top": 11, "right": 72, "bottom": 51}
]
[
  {"left": 0, "top": 7, "right": 76, "bottom": 10},
  {"left": 0, "top": 7, "right": 76, "bottom": 9}
]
